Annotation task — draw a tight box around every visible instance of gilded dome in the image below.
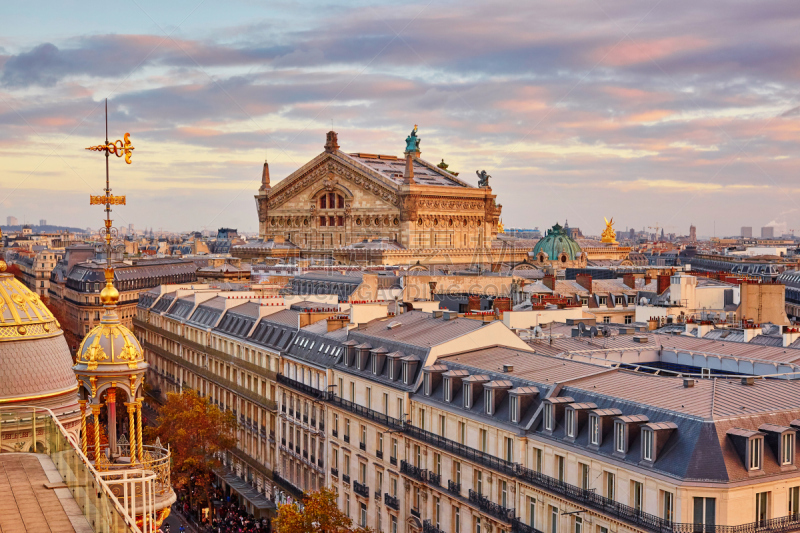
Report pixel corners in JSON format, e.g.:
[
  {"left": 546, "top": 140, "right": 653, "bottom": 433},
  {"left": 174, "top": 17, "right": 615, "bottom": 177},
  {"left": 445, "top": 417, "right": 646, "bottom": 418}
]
[
  {"left": 0, "top": 269, "right": 79, "bottom": 405},
  {"left": 75, "top": 317, "right": 145, "bottom": 372},
  {"left": 531, "top": 222, "right": 583, "bottom": 262}
]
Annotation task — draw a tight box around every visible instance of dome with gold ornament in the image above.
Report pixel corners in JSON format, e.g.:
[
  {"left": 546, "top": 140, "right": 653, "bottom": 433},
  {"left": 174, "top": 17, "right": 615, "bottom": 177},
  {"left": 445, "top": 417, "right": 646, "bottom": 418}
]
[
  {"left": 0, "top": 262, "right": 61, "bottom": 338},
  {"left": 74, "top": 269, "right": 147, "bottom": 375}
]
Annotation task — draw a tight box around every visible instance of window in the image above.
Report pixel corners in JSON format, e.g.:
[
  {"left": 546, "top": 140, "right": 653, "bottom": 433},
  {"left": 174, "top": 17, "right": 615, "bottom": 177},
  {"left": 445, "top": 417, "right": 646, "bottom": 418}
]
[
  {"left": 693, "top": 497, "right": 716, "bottom": 528},
  {"left": 476, "top": 471, "right": 483, "bottom": 495},
  {"left": 605, "top": 472, "right": 615, "bottom": 500},
  {"left": 350, "top": 382, "right": 355, "bottom": 401},
  {"left": 544, "top": 403, "right": 554, "bottom": 431},
  {"left": 454, "top": 508, "right": 461, "bottom": 533},
  {"left": 434, "top": 453, "right": 442, "bottom": 477},
  {"left": 756, "top": 492, "right": 769, "bottom": 522},
  {"left": 642, "top": 429, "right": 654, "bottom": 461},
  {"left": 439, "top": 415, "right": 446, "bottom": 436},
  {"left": 392, "top": 438, "right": 398, "bottom": 461},
  {"left": 345, "top": 419, "right": 350, "bottom": 440},
  {"left": 459, "top": 421, "right": 466, "bottom": 444},
  {"left": 361, "top": 425, "right": 366, "bottom": 447},
  {"left": 536, "top": 448, "right": 543, "bottom": 473},
  {"left": 528, "top": 496, "right": 536, "bottom": 528},
  {"left": 510, "top": 395, "right": 519, "bottom": 423},
  {"left": 580, "top": 463, "right": 589, "bottom": 490},
  {"left": 614, "top": 421, "right": 625, "bottom": 453},
  {"left": 424, "top": 373, "right": 431, "bottom": 395},
  {"left": 566, "top": 409, "right": 575, "bottom": 437},
  {"left": 444, "top": 378, "right": 451, "bottom": 402},
  {"left": 790, "top": 486, "right": 800, "bottom": 516},
  {"left": 403, "top": 362, "right": 410, "bottom": 384},
  {"left": 625, "top": 315, "right": 633, "bottom": 324},
  {"left": 345, "top": 493, "right": 351, "bottom": 518},
  {"left": 501, "top": 480, "right": 509, "bottom": 508},
  {"left": 366, "top": 387, "right": 371, "bottom": 410},
  {"left": 783, "top": 433, "right": 795, "bottom": 465},
  {"left": 603, "top": 316, "right": 611, "bottom": 324},
  {"left": 504, "top": 437, "right": 514, "bottom": 462},
  {"left": 485, "top": 389, "right": 494, "bottom": 415},
  {"left": 333, "top": 448, "right": 339, "bottom": 470},
  {"left": 415, "top": 445, "right": 422, "bottom": 468},
  {"left": 557, "top": 455, "right": 565, "bottom": 482},
  {"left": 391, "top": 516, "right": 398, "bottom": 533},
  {"left": 632, "top": 481, "right": 643, "bottom": 512},
  {"left": 434, "top": 496, "right": 441, "bottom": 528},
  {"left": 464, "top": 384, "right": 472, "bottom": 409},
  {"left": 550, "top": 505, "right": 559, "bottom": 533},
  {"left": 574, "top": 516, "right": 583, "bottom": 533},
  {"left": 454, "top": 461, "right": 462, "bottom": 486},
  {"left": 360, "top": 503, "right": 367, "bottom": 527},
  {"left": 750, "top": 438, "right": 763, "bottom": 470},
  {"left": 397, "top": 398, "right": 403, "bottom": 420},
  {"left": 475, "top": 516, "right": 481, "bottom": 533},
  {"left": 662, "top": 491, "right": 674, "bottom": 522},
  {"left": 378, "top": 433, "right": 383, "bottom": 455},
  {"left": 480, "top": 429, "right": 488, "bottom": 452},
  {"left": 383, "top": 393, "right": 389, "bottom": 414}
]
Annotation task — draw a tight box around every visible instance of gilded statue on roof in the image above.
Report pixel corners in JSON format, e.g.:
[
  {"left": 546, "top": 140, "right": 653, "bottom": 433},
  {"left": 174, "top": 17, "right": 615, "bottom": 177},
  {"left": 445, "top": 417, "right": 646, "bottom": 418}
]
[{"left": 601, "top": 217, "right": 618, "bottom": 244}]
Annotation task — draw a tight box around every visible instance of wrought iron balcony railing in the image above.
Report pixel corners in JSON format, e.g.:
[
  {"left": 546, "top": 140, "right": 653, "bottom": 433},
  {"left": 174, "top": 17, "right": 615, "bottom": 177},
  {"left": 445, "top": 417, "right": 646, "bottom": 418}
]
[
  {"left": 447, "top": 480, "right": 461, "bottom": 496},
  {"left": 384, "top": 493, "right": 399, "bottom": 511},
  {"left": 400, "top": 460, "right": 426, "bottom": 482},
  {"left": 353, "top": 481, "right": 369, "bottom": 498},
  {"left": 469, "top": 489, "right": 515, "bottom": 523}
]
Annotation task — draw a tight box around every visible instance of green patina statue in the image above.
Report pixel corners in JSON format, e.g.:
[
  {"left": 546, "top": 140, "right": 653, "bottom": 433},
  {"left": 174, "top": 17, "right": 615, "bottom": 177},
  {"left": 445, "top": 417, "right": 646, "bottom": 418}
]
[{"left": 405, "top": 125, "right": 421, "bottom": 153}]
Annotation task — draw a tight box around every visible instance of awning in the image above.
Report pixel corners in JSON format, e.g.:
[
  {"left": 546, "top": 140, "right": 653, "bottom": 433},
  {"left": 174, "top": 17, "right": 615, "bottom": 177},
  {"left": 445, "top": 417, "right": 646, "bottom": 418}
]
[{"left": 214, "top": 468, "right": 276, "bottom": 511}]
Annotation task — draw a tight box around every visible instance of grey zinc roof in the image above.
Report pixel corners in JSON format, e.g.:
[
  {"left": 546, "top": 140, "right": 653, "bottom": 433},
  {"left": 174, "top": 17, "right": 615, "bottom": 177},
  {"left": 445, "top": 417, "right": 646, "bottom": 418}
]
[{"left": 348, "top": 311, "right": 485, "bottom": 349}]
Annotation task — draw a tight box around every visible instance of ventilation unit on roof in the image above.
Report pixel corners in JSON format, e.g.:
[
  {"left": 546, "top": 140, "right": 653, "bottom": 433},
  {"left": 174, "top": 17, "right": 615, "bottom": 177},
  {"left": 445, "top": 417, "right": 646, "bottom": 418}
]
[
  {"left": 502, "top": 364, "right": 514, "bottom": 373},
  {"left": 387, "top": 321, "right": 401, "bottom": 330}
]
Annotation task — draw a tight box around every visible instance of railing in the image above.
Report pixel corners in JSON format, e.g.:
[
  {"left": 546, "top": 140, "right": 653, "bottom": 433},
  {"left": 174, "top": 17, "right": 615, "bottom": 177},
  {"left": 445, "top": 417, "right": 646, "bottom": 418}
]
[
  {"left": 469, "top": 489, "right": 515, "bottom": 523},
  {"left": 96, "top": 442, "right": 172, "bottom": 495},
  {"left": 384, "top": 493, "right": 399, "bottom": 511},
  {"left": 344, "top": 434, "right": 350, "bottom": 443},
  {"left": 447, "top": 479, "right": 461, "bottom": 495},
  {"left": 376, "top": 450, "right": 383, "bottom": 459},
  {"left": 332, "top": 429, "right": 338, "bottom": 438},
  {"left": 1, "top": 405, "right": 155, "bottom": 532},
  {"left": 512, "top": 519, "right": 544, "bottom": 533},
  {"left": 354, "top": 480, "right": 370, "bottom": 498},
  {"left": 277, "top": 374, "right": 327, "bottom": 399},
  {"left": 424, "top": 520, "right": 446, "bottom": 533},
  {"left": 390, "top": 456, "right": 397, "bottom": 466},
  {"left": 343, "top": 474, "right": 351, "bottom": 484},
  {"left": 360, "top": 442, "right": 366, "bottom": 451},
  {"left": 400, "top": 460, "right": 426, "bottom": 482},
  {"left": 428, "top": 471, "right": 441, "bottom": 486},
  {"left": 331, "top": 468, "right": 338, "bottom": 477},
  {"left": 411, "top": 508, "right": 421, "bottom": 518},
  {"left": 375, "top": 491, "right": 382, "bottom": 500}
]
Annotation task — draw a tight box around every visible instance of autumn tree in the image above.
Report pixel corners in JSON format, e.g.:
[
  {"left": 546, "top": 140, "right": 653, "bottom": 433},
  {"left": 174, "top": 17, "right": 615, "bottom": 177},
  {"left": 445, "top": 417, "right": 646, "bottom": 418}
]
[
  {"left": 147, "top": 389, "right": 237, "bottom": 511},
  {"left": 272, "top": 487, "right": 374, "bottom": 533}
]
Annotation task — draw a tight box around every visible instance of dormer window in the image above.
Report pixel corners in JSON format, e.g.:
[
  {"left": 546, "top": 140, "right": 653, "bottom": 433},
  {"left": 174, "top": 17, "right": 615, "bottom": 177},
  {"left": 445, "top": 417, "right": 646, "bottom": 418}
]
[
  {"left": 424, "top": 373, "right": 431, "bottom": 396},
  {"left": 485, "top": 390, "right": 494, "bottom": 415},
  {"left": 372, "top": 356, "right": 378, "bottom": 375},
  {"left": 510, "top": 395, "right": 519, "bottom": 423},
  {"left": 750, "top": 437, "right": 763, "bottom": 470},
  {"left": 402, "top": 362, "right": 410, "bottom": 384},
  {"left": 566, "top": 409, "right": 575, "bottom": 438},
  {"left": 614, "top": 421, "right": 626, "bottom": 453},
  {"left": 642, "top": 429, "right": 654, "bottom": 462},
  {"left": 783, "top": 433, "right": 795, "bottom": 465},
  {"left": 444, "top": 378, "right": 451, "bottom": 402},
  {"left": 589, "top": 415, "right": 600, "bottom": 445},
  {"left": 464, "top": 384, "right": 472, "bottom": 409},
  {"left": 544, "top": 403, "right": 554, "bottom": 431}
]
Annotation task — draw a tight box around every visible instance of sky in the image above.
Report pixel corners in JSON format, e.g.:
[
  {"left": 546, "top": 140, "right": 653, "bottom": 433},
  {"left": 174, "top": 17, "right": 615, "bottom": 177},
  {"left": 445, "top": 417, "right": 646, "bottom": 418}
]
[{"left": 1, "top": 0, "right": 800, "bottom": 238}]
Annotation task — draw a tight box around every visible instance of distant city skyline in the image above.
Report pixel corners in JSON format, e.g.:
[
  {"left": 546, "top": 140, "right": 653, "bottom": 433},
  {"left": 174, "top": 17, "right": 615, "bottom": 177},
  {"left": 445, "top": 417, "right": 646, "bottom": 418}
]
[{"left": 1, "top": 1, "right": 800, "bottom": 236}]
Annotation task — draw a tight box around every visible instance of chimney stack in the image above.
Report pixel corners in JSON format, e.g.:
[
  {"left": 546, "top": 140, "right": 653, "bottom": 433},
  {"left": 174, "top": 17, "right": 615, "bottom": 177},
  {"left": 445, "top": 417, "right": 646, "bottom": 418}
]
[
  {"left": 543, "top": 274, "right": 555, "bottom": 291},
  {"left": 657, "top": 275, "right": 671, "bottom": 295},
  {"left": 576, "top": 273, "right": 593, "bottom": 293},
  {"left": 324, "top": 130, "right": 340, "bottom": 153},
  {"left": 622, "top": 273, "right": 636, "bottom": 289},
  {"left": 403, "top": 152, "right": 415, "bottom": 185}
]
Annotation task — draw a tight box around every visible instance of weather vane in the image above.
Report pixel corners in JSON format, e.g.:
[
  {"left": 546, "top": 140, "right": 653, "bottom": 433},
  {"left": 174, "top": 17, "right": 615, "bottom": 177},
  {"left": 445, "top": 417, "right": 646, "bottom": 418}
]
[{"left": 85, "top": 99, "right": 133, "bottom": 275}]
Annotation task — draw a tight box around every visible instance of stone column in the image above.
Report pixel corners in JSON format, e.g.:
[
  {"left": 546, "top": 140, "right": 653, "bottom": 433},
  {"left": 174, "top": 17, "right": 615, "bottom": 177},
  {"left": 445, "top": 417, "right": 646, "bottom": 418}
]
[
  {"left": 78, "top": 400, "right": 88, "bottom": 457},
  {"left": 91, "top": 404, "right": 102, "bottom": 460},
  {"left": 136, "top": 398, "right": 144, "bottom": 463},
  {"left": 125, "top": 402, "right": 137, "bottom": 464},
  {"left": 107, "top": 389, "right": 117, "bottom": 457},
  {"left": 31, "top": 408, "right": 36, "bottom": 453}
]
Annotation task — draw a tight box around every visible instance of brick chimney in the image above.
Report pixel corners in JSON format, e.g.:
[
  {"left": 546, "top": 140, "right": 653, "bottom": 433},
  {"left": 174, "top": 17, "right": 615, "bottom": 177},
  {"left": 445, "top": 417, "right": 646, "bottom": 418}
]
[
  {"left": 576, "top": 273, "right": 593, "bottom": 294},
  {"left": 324, "top": 130, "right": 340, "bottom": 152},
  {"left": 543, "top": 274, "right": 555, "bottom": 291},
  {"left": 657, "top": 274, "right": 671, "bottom": 295},
  {"left": 622, "top": 273, "right": 636, "bottom": 289}
]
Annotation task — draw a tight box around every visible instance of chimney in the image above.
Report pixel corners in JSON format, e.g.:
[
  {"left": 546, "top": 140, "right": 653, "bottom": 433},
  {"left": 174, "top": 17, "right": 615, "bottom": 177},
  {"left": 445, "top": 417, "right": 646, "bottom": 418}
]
[
  {"left": 259, "top": 160, "right": 270, "bottom": 191},
  {"left": 324, "top": 130, "right": 340, "bottom": 153},
  {"left": 657, "top": 275, "right": 671, "bottom": 295},
  {"left": 576, "top": 273, "right": 593, "bottom": 293},
  {"left": 403, "top": 153, "right": 415, "bottom": 185},
  {"left": 622, "top": 273, "right": 636, "bottom": 289},
  {"left": 543, "top": 274, "right": 555, "bottom": 291},
  {"left": 327, "top": 315, "right": 349, "bottom": 332},
  {"left": 742, "top": 322, "right": 759, "bottom": 343},
  {"left": 492, "top": 297, "right": 511, "bottom": 313},
  {"left": 683, "top": 378, "right": 695, "bottom": 388},
  {"left": 783, "top": 326, "right": 800, "bottom": 347},
  {"left": 467, "top": 295, "right": 481, "bottom": 312},
  {"left": 647, "top": 317, "right": 659, "bottom": 331}
]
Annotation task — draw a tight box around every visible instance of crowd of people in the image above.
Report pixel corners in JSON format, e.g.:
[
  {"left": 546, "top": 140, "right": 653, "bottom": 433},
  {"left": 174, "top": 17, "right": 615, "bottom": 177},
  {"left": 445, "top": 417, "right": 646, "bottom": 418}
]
[{"left": 164, "top": 487, "right": 271, "bottom": 533}]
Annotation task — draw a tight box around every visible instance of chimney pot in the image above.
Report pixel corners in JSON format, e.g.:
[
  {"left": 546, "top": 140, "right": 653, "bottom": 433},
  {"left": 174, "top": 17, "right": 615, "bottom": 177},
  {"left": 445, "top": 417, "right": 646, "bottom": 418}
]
[{"left": 683, "top": 378, "right": 695, "bottom": 388}]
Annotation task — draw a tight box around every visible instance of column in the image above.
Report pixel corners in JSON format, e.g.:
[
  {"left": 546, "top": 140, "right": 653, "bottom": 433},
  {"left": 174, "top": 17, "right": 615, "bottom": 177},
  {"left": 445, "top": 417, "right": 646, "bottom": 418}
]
[
  {"left": 125, "top": 402, "right": 137, "bottom": 464},
  {"left": 31, "top": 408, "right": 36, "bottom": 453},
  {"left": 107, "top": 389, "right": 117, "bottom": 457},
  {"left": 78, "top": 400, "right": 88, "bottom": 457},
  {"left": 136, "top": 398, "right": 144, "bottom": 463},
  {"left": 91, "top": 404, "right": 102, "bottom": 460}
]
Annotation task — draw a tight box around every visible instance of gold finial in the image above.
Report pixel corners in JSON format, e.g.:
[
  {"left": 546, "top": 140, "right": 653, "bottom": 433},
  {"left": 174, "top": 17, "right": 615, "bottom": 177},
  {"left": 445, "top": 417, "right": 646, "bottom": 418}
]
[
  {"left": 0, "top": 260, "right": 6, "bottom": 272},
  {"left": 86, "top": 132, "right": 135, "bottom": 164},
  {"left": 498, "top": 219, "right": 505, "bottom": 234}
]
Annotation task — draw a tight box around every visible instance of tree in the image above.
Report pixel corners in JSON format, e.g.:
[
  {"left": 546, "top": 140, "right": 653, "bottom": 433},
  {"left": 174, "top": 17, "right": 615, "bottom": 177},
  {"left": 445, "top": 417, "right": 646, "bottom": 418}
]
[
  {"left": 272, "top": 487, "right": 374, "bottom": 533},
  {"left": 146, "top": 389, "right": 237, "bottom": 512}
]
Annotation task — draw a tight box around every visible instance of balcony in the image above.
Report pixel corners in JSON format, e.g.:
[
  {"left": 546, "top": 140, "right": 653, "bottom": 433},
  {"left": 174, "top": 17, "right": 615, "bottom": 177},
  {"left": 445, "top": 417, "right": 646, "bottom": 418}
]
[
  {"left": 427, "top": 471, "right": 441, "bottom": 486},
  {"left": 468, "top": 489, "right": 515, "bottom": 523},
  {"left": 376, "top": 450, "right": 383, "bottom": 459},
  {"left": 400, "top": 460, "right": 426, "bottom": 482},
  {"left": 310, "top": 455, "right": 315, "bottom": 464},
  {"left": 512, "top": 519, "right": 545, "bottom": 533},
  {"left": 424, "top": 520, "right": 446, "bottom": 533},
  {"left": 281, "top": 438, "right": 286, "bottom": 446},
  {"left": 295, "top": 445, "right": 300, "bottom": 455},
  {"left": 318, "top": 458, "right": 324, "bottom": 468},
  {"left": 344, "top": 434, "right": 350, "bottom": 443},
  {"left": 359, "top": 442, "right": 366, "bottom": 451},
  {"left": 447, "top": 480, "right": 461, "bottom": 496},
  {"left": 302, "top": 450, "right": 308, "bottom": 459},
  {"left": 411, "top": 508, "right": 421, "bottom": 518},
  {"left": 353, "top": 481, "right": 369, "bottom": 498},
  {"left": 342, "top": 474, "right": 351, "bottom": 484},
  {"left": 277, "top": 374, "right": 326, "bottom": 399},
  {"left": 319, "top": 421, "right": 325, "bottom": 432},
  {"left": 303, "top": 415, "right": 308, "bottom": 424},
  {"left": 384, "top": 493, "right": 399, "bottom": 511},
  {"left": 281, "top": 404, "right": 286, "bottom": 413},
  {"left": 332, "top": 429, "right": 338, "bottom": 438},
  {"left": 311, "top": 419, "right": 317, "bottom": 427},
  {"left": 390, "top": 456, "right": 397, "bottom": 466},
  {"left": 374, "top": 491, "right": 381, "bottom": 501},
  {"left": 289, "top": 409, "right": 294, "bottom": 417},
  {"left": 331, "top": 468, "right": 338, "bottom": 477}
]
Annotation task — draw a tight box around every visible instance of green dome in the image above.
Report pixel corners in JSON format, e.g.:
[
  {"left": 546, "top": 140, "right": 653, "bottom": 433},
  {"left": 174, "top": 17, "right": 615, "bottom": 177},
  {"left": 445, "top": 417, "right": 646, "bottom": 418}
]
[{"left": 531, "top": 222, "right": 582, "bottom": 262}]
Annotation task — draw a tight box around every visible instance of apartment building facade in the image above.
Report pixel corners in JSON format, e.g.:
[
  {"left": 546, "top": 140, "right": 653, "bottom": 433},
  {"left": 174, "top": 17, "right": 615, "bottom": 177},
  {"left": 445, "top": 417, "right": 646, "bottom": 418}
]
[{"left": 137, "top": 287, "right": 800, "bottom": 533}]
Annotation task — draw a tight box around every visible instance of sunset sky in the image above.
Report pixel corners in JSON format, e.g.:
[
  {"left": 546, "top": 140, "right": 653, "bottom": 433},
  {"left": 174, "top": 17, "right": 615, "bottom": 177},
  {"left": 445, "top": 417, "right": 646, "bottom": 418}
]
[{"left": 2, "top": 0, "right": 800, "bottom": 237}]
